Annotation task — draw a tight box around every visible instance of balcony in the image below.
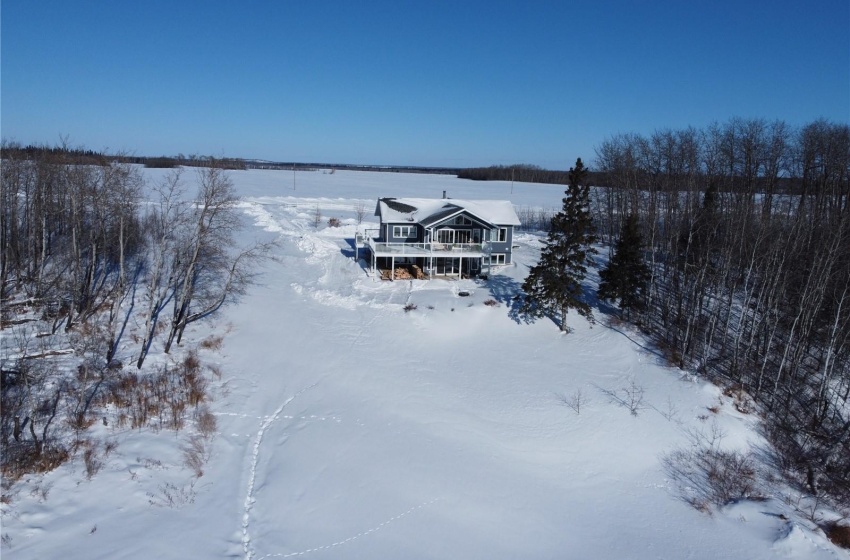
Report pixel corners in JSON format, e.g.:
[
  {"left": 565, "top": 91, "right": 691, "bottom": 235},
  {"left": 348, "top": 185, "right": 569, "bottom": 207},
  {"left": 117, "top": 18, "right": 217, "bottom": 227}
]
[{"left": 366, "top": 238, "right": 489, "bottom": 257}]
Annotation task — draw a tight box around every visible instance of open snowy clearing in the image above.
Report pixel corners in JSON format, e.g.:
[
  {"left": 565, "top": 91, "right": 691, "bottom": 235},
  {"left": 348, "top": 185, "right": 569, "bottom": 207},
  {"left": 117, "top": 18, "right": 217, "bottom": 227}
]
[{"left": 2, "top": 168, "right": 846, "bottom": 559}]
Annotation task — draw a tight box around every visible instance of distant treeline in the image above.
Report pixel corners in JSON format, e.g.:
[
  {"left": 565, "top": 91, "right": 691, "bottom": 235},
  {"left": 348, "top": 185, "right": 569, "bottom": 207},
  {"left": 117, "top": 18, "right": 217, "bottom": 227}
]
[
  {"left": 135, "top": 155, "right": 247, "bottom": 170},
  {"left": 0, "top": 144, "right": 465, "bottom": 175},
  {"left": 0, "top": 144, "right": 110, "bottom": 166},
  {"left": 243, "top": 161, "right": 461, "bottom": 175},
  {"left": 458, "top": 162, "right": 804, "bottom": 193},
  {"left": 0, "top": 144, "right": 248, "bottom": 170},
  {"left": 458, "top": 164, "right": 597, "bottom": 184}
]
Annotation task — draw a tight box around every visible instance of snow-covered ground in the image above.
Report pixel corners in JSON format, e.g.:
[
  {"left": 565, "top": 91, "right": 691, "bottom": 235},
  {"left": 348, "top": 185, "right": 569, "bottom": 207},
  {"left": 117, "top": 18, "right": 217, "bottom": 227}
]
[{"left": 2, "top": 168, "right": 846, "bottom": 559}]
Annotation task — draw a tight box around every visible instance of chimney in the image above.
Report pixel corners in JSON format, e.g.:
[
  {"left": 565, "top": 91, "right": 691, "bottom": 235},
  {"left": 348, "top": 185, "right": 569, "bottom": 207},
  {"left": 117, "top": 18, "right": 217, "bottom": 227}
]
[{"left": 442, "top": 190, "right": 447, "bottom": 199}]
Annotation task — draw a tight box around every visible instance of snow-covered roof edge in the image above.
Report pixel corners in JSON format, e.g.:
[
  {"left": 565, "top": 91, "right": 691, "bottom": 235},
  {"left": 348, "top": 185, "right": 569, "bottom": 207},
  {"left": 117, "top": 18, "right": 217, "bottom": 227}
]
[{"left": 377, "top": 197, "right": 521, "bottom": 226}]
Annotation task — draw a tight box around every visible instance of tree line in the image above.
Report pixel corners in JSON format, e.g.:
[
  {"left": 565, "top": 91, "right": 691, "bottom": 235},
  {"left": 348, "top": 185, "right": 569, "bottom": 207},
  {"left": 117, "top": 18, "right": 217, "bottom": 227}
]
[
  {"left": 0, "top": 144, "right": 249, "bottom": 170},
  {"left": 458, "top": 163, "right": 609, "bottom": 186},
  {"left": 522, "top": 118, "right": 849, "bottom": 508},
  {"left": 594, "top": 118, "right": 850, "bottom": 506},
  {"left": 1, "top": 144, "right": 270, "bottom": 479},
  {"left": 522, "top": 119, "right": 850, "bottom": 507}
]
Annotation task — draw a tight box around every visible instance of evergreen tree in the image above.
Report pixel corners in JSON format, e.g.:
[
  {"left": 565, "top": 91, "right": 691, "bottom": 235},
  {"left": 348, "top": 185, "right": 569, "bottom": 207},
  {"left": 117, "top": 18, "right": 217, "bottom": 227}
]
[
  {"left": 520, "top": 158, "right": 597, "bottom": 332},
  {"left": 597, "top": 213, "right": 650, "bottom": 319}
]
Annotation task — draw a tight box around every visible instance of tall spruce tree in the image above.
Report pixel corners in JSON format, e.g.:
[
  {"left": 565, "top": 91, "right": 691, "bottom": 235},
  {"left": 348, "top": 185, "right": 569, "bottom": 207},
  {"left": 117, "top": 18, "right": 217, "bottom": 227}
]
[
  {"left": 520, "top": 158, "right": 597, "bottom": 332},
  {"left": 597, "top": 213, "right": 650, "bottom": 319}
]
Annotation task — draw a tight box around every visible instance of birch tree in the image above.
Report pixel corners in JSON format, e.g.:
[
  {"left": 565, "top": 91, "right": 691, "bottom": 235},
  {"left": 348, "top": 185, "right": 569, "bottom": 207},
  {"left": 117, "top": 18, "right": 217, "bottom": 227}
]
[{"left": 163, "top": 163, "right": 273, "bottom": 353}]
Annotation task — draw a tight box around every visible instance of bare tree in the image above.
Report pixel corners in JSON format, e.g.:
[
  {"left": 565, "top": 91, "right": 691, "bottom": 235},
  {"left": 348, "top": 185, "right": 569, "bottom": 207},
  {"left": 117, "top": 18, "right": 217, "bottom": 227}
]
[
  {"left": 312, "top": 204, "right": 322, "bottom": 229},
  {"left": 354, "top": 201, "right": 367, "bottom": 225},
  {"left": 163, "top": 163, "right": 273, "bottom": 353},
  {"left": 136, "top": 169, "right": 189, "bottom": 368}
]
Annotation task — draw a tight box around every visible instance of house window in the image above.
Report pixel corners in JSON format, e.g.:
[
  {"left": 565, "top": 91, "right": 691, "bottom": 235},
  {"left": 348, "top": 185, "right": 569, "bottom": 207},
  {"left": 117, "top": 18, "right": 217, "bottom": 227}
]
[
  {"left": 436, "top": 229, "right": 454, "bottom": 243},
  {"left": 490, "top": 253, "right": 506, "bottom": 265},
  {"left": 455, "top": 230, "right": 472, "bottom": 243},
  {"left": 453, "top": 215, "right": 472, "bottom": 225},
  {"left": 496, "top": 227, "right": 508, "bottom": 242},
  {"left": 393, "top": 225, "right": 415, "bottom": 239}
]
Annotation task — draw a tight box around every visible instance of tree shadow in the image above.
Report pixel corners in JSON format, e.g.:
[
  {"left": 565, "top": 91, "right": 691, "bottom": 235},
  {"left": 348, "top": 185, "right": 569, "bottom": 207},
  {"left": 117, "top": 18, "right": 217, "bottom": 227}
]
[
  {"left": 582, "top": 281, "right": 612, "bottom": 315},
  {"left": 583, "top": 277, "right": 670, "bottom": 362},
  {"left": 604, "top": 322, "right": 667, "bottom": 362},
  {"left": 484, "top": 274, "right": 529, "bottom": 324},
  {"left": 111, "top": 263, "right": 143, "bottom": 361}
]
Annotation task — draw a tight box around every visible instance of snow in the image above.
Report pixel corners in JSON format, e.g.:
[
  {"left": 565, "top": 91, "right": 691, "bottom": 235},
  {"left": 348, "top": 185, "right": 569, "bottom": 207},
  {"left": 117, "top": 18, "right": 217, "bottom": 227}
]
[
  {"left": 2, "top": 168, "right": 847, "bottom": 559},
  {"left": 376, "top": 197, "right": 522, "bottom": 226}
]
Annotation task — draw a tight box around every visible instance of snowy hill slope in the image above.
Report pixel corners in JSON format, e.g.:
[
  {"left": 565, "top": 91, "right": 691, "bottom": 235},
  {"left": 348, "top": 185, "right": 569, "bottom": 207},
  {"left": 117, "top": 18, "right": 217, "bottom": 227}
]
[{"left": 2, "top": 169, "right": 846, "bottom": 559}]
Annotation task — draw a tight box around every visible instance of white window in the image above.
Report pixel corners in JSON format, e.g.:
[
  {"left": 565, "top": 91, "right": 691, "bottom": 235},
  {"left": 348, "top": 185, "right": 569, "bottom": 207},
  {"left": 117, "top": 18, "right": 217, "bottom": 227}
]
[
  {"left": 393, "top": 225, "right": 415, "bottom": 238},
  {"left": 496, "top": 227, "right": 508, "bottom": 242},
  {"left": 490, "top": 253, "right": 506, "bottom": 265}
]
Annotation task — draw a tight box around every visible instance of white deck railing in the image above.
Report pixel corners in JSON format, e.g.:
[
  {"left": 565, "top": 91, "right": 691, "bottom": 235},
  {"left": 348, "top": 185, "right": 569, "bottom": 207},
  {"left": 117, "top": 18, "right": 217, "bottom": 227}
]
[{"left": 366, "top": 238, "right": 489, "bottom": 256}]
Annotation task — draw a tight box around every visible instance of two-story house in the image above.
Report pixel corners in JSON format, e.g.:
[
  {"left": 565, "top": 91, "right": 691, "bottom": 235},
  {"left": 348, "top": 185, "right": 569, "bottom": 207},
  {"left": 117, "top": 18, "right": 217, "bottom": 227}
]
[{"left": 366, "top": 195, "right": 521, "bottom": 279}]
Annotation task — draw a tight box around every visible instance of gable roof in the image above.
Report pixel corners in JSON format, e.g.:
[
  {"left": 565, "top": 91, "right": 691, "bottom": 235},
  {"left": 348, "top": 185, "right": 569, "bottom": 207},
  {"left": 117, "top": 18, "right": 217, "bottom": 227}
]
[{"left": 376, "top": 197, "right": 521, "bottom": 227}]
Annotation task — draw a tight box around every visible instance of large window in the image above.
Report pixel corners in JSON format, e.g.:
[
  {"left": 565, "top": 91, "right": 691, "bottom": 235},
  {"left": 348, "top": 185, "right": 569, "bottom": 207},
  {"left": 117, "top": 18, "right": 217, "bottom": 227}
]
[
  {"left": 496, "top": 227, "right": 508, "bottom": 242},
  {"left": 452, "top": 215, "right": 472, "bottom": 225},
  {"left": 436, "top": 228, "right": 481, "bottom": 244},
  {"left": 490, "top": 253, "right": 506, "bottom": 265},
  {"left": 436, "top": 229, "right": 454, "bottom": 243},
  {"left": 393, "top": 225, "right": 415, "bottom": 239}
]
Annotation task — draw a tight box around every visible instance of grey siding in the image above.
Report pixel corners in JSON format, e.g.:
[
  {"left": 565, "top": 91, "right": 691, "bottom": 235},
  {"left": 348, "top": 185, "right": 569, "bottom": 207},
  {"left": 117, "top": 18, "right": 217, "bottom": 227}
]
[
  {"left": 488, "top": 225, "right": 513, "bottom": 262},
  {"left": 385, "top": 223, "right": 421, "bottom": 243}
]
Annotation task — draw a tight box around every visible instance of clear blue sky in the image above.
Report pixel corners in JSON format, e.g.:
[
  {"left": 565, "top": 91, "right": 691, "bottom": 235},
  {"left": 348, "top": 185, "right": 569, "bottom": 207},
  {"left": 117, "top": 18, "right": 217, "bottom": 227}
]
[{"left": 2, "top": 0, "right": 848, "bottom": 168}]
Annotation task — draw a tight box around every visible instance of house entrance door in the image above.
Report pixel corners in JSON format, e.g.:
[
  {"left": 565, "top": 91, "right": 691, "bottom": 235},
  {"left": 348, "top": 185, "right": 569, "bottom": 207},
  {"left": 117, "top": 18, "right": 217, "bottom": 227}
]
[{"left": 435, "top": 257, "right": 460, "bottom": 275}]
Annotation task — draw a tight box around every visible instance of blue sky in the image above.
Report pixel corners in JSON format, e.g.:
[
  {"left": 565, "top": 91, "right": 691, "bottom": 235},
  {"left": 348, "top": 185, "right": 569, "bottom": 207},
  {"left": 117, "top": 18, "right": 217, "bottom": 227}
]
[{"left": 2, "top": 0, "right": 848, "bottom": 168}]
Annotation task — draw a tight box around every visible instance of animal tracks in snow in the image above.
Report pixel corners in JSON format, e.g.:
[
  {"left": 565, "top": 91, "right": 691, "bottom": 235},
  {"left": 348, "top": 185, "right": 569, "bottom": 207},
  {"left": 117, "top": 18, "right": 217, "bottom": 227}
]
[
  {"left": 256, "top": 497, "right": 443, "bottom": 560},
  {"left": 242, "top": 382, "right": 320, "bottom": 560}
]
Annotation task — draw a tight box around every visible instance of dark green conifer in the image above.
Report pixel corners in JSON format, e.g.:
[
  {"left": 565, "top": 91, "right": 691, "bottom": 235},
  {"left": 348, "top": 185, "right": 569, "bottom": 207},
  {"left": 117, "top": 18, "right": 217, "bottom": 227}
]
[
  {"left": 597, "top": 213, "right": 650, "bottom": 319},
  {"left": 520, "top": 158, "right": 597, "bottom": 332}
]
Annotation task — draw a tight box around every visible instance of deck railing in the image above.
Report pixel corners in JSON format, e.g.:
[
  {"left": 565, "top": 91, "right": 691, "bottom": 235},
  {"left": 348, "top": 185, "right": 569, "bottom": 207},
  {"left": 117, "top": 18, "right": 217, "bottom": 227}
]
[{"left": 366, "top": 238, "right": 489, "bottom": 256}]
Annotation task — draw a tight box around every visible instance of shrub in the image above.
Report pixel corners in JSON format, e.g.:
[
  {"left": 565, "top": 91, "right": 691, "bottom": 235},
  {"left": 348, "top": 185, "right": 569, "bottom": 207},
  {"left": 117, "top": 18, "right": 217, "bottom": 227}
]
[
  {"left": 199, "top": 335, "right": 223, "bottom": 351},
  {"left": 557, "top": 388, "right": 587, "bottom": 414},
  {"left": 103, "top": 439, "right": 118, "bottom": 456},
  {"left": 403, "top": 303, "right": 417, "bottom": 312},
  {"left": 327, "top": 217, "right": 341, "bottom": 227},
  {"left": 82, "top": 442, "right": 102, "bottom": 479},
  {"left": 663, "top": 433, "right": 762, "bottom": 512},
  {"left": 599, "top": 378, "right": 645, "bottom": 416},
  {"left": 148, "top": 480, "right": 196, "bottom": 508},
  {"left": 824, "top": 523, "right": 850, "bottom": 549},
  {"left": 2, "top": 444, "right": 69, "bottom": 483},
  {"left": 723, "top": 385, "right": 755, "bottom": 414},
  {"left": 483, "top": 299, "right": 499, "bottom": 307},
  {"left": 182, "top": 435, "right": 209, "bottom": 478},
  {"left": 196, "top": 406, "right": 217, "bottom": 439},
  {"left": 182, "top": 350, "right": 201, "bottom": 375}
]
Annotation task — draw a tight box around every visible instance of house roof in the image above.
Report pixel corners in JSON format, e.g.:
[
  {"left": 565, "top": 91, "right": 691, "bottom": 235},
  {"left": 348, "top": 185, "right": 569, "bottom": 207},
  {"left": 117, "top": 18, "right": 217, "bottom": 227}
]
[{"left": 376, "top": 197, "right": 521, "bottom": 227}]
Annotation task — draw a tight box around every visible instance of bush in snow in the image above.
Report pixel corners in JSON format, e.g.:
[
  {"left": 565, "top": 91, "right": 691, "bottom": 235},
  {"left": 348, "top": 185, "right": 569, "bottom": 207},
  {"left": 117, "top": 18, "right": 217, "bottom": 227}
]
[
  {"left": 663, "top": 424, "right": 763, "bottom": 512},
  {"left": 824, "top": 523, "right": 850, "bottom": 549}
]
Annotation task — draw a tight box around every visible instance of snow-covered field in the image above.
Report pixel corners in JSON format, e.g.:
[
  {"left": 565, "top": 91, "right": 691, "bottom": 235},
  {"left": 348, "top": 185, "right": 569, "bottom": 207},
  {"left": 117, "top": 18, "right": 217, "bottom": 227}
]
[{"left": 2, "top": 168, "right": 846, "bottom": 559}]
